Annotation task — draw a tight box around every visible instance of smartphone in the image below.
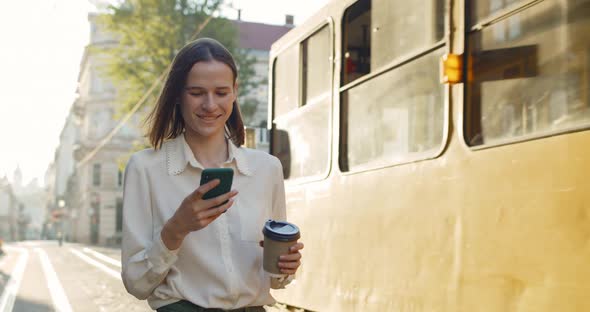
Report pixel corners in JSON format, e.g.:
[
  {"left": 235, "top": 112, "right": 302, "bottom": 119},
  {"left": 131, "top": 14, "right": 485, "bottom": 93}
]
[{"left": 199, "top": 168, "right": 234, "bottom": 205}]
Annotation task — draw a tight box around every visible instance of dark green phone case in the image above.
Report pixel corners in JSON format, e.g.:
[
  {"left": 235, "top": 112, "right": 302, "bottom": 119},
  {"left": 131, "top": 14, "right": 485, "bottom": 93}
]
[{"left": 200, "top": 168, "right": 234, "bottom": 200}]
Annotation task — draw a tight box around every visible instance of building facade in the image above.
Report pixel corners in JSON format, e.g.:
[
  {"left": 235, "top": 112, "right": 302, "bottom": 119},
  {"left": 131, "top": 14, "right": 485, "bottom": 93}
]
[
  {"left": 0, "top": 177, "right": 18, "bottom": 241},
  {"left": 42, "top": 14, "right": 142, "bottom": 245},
  {"left": 69, "top": 14, "right": 142, "bottom": 245}
]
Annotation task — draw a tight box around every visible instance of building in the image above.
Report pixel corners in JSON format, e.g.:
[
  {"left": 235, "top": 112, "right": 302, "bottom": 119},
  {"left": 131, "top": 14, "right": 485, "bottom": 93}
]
[
  {"left": 61, "top": 14, "right": 143, "bottom": 245},
  {"left": 0, "top": 177, "right": 18, "bottom": 241},
  {"left": 10, "top": 167, "right": 43, "bottom": 240},
  {"left": 44, "top": 102, "right": 83, "bottom": 240},
  {"left": 234, "top": 17, "right": 293, "bottom": 151}
]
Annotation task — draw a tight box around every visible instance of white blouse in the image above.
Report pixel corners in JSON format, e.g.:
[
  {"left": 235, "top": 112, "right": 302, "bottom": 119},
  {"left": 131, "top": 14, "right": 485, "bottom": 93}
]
[{"left": 121, "top": 134, "right": 291, "bottom": 310}]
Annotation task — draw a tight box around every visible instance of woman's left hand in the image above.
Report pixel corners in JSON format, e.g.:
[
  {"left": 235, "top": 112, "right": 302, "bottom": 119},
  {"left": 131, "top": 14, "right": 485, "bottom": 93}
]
[
  {"left": 259, "top": 241, "right": 305, "bottom": 275},
  {"left": 279, "top": 242, "right": 304, "bottom": 275}
]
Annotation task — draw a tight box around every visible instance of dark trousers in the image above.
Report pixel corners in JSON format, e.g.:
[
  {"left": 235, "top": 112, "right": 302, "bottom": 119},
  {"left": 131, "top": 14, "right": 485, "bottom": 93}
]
[{"left": 156, "top": 300, "right": 265, "bottom": 312}]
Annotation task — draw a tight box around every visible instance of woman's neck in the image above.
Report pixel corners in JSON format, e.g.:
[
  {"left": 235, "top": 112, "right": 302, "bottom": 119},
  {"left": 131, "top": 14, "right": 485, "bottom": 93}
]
[{"left": 183, "top": 131, "right": 228, "bottom": 168}]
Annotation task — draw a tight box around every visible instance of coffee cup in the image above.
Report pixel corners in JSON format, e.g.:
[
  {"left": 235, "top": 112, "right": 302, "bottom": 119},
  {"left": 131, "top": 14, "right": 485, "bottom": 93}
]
[{"left": 262, "top": 220, "right": 300, "bottom": 275}]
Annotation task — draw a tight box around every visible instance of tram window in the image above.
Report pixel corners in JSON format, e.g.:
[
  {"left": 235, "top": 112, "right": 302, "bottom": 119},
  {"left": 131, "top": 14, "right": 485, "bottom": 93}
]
[
  {"left": 340, "top": 49, "right": 445, "bottom": 171},
  {"left": 272, "top": 26, "right": 332, "bottom": 181},
  {"left": 342, "top": 0, "right": 371, "bottom": 84},
  {"left": 470, "top": 0, "right": 526, "bottom": 26},
  {"left": 302, "top": 26, "right": 331, "bottom": 106},
  {"left": 465, "top": 0, "right": 590, "bottom": 146},
  {"left": 274, "top": 45, "right": 299, "bottom": 117},
  {"left": 342, "top": 0, "right": 445, "bottom": 85}
]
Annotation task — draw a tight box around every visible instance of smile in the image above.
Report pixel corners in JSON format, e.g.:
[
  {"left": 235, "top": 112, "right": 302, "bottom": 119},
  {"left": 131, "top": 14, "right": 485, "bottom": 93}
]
[{"left": 197, "top": 114, "right": 222, "bottom": 121}]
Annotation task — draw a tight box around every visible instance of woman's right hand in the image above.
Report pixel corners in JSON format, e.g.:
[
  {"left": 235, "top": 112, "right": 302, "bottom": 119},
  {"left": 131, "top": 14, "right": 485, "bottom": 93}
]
[{"left": 161, "top": 179, "right": 238, "bottom": 250}]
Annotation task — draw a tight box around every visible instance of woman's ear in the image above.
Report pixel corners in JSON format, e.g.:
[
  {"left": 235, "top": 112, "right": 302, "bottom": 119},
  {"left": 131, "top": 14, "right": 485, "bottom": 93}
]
[{"left": 233, "top": 81, "right": 239, "bottom": 101}]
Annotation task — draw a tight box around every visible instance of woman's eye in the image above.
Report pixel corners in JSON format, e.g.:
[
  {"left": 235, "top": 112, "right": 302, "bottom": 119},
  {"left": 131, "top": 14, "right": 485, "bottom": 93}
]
[
  {"left": 217, "top": 92, "right": 228, "bottom": 97},
  {"left": 190, "top": 93, "right": 204, "bottom": 97}
]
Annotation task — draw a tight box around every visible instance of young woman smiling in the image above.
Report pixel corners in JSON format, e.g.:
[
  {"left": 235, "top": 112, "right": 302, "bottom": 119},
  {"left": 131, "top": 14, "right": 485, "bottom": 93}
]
[{"left": 121, "top": 38, "right": 304, "bottom": 312}]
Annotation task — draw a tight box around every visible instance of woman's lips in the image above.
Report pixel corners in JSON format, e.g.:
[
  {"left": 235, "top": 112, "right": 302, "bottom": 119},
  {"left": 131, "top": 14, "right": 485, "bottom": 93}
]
[{"left": 197, "top": 114, "right": 221, "bottom": 122}]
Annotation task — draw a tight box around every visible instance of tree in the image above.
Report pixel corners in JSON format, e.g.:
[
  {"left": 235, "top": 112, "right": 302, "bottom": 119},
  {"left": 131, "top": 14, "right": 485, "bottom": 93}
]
[{"left": 94, "top": 0, "right": 261, "bottom": 125}]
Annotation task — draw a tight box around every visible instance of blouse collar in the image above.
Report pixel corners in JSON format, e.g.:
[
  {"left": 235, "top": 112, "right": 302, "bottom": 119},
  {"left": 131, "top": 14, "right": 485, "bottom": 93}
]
[{"left": 165, "top": 134, "right": 252, "bottom": 176}]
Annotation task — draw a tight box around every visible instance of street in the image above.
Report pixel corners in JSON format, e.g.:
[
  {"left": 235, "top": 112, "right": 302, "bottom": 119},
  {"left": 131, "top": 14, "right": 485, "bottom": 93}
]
[{"left": 0, "top": 241, "right": 151, "bottom": 312}]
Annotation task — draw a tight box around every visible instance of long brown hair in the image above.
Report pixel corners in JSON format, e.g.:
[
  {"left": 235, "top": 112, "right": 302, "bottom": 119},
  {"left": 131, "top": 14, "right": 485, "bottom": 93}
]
[{"left": 146, "top": 38, "right": 245, "bottom": 149}]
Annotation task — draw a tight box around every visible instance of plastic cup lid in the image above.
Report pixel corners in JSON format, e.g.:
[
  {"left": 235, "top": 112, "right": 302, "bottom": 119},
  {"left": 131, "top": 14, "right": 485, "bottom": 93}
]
[{"left": 262, "top": 220, "right": 300, "bottom": 242}]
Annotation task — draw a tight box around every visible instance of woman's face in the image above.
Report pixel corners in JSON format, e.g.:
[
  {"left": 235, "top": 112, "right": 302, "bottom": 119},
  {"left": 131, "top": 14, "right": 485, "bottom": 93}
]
[{"left": 180, "top": 60, "right": 237, "bottom": 141}]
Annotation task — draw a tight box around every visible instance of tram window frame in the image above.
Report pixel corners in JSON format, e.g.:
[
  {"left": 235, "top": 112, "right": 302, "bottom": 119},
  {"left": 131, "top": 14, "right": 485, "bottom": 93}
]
[
  {"left": 270, "top": 21, "right": 334, "bottom": 184},
  {"left": 339, "top": 0, "right": 449, "bottom": 174},
  {"left": 464, "top": 0, "right": 590, "bottom": 149}
]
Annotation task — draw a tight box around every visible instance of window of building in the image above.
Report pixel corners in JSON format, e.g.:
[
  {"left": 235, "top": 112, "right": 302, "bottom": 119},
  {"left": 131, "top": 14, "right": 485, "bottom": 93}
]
[
  {"left": 117, "top": 169, "right": 123, "bottom": 187},
  {"left": 342, "top": 0, "right": 445, "bottom": 85},
  {"left": 340, "top": 0, "right": 446, "bottom": 172},
  {"left": 272, "top": 25, "right": 332, "bottom": 181},
  {"left": 465, "top": 0, "right": 590, "bottom": 146},
  {"left": 116, "top": 197, "right": 123, "bottom": 232},
  {"left": 93, "top": 164, "right": 101, "bottom": 187}
]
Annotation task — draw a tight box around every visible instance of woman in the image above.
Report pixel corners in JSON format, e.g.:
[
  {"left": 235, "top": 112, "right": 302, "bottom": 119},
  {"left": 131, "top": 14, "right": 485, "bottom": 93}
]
[{"left": 121, "top": 38, "right": 304, "bottom": 311}]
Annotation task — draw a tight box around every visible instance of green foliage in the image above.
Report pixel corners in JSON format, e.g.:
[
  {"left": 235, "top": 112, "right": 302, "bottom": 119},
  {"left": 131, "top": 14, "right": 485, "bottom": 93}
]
[{"left": 94, "top": 0, "right": 260, "bottom": 124}]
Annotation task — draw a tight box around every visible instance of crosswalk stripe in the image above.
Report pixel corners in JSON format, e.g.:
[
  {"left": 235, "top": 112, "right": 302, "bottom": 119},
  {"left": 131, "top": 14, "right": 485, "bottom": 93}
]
[
  {"left": 0, "top": 247, "right": 28, "bottom": 312},
  {"left": 82, "top": 248, "right": 121, "bottom": 268},
  {"left": 35, "top": 248, "right": 73, "bottom": 312},
  {"left": 70, "top": 248, "right": 121, "bottom": 280}
]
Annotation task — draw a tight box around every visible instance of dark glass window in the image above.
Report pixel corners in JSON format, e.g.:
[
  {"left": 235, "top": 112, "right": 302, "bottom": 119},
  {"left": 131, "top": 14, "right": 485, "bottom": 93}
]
[
  {"left": 465, "top": 0, "right": 590, "bottom": 146},
  {"left": 117, "top": 169, "right": 123, "bottom": 187},
  {"left": 92, "top": 164, "right": 101, "bottom": 187},
  {"left": 342, "top": 0, "right": 445, "bottom": 85},
  {"left": 116, "top": 198, "right": 123, "bottom": 232}
]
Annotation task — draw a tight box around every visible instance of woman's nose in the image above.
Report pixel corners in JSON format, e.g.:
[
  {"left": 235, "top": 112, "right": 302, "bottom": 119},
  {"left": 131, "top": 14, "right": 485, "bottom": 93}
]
[{"left": 202, "top": 93, "right": 216, "bottom": 110}]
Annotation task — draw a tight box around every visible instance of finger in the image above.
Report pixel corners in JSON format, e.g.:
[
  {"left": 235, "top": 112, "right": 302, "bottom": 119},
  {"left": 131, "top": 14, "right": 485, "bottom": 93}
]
[
  {"left": 195, "top": 214, "right": 220, "bottom": 229},
  {"left": 188, "top": 179, "right": 220, "bottom": 201},
  {"left": 280, "top": 269, "right": 297, "bottom": 275},
  {"left": 197, "top": 198, "right": 235, "bottom": 219},
  {"left": 289, "top": 242, "right": 304, "bottom": 253},
  {"left": 279, "top": 260, "right": 300, "bottom": 269},
  {"left": 279, "top": 253, "right": 301, "bottom": 261},
  {"left": 203, "top": 189, "right": 239, "bottom": 209}
]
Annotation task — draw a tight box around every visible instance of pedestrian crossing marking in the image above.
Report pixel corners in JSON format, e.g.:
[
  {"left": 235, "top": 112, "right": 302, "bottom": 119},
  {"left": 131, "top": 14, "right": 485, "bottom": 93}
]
[
  {"left": 82, "top": 248, "right": 121, "bottom": 268},
  {"left": 0, "top": 247, "right": 28, "bottom": 312},
  {"left": 69, "top": 248, "right": 121, "bottom": 280},
  {"left": 35, "top": 248, "right": 73, "bottom": 312}
]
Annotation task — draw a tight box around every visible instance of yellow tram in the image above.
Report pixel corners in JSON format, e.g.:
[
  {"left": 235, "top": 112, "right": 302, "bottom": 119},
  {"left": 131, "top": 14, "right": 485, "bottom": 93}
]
[{"left": 267, "top": 0, "right": 590, "bottom": 311}]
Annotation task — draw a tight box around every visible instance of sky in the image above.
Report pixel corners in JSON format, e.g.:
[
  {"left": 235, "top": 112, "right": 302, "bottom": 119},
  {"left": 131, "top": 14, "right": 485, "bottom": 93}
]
[{"left": 0, "top": 0, "right": 331, "bottom": 187}]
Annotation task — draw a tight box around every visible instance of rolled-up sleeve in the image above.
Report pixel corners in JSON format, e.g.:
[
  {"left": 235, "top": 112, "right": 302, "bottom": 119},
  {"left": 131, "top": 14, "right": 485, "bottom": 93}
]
[
  {"left": 121, "top": 154, "right": 179, "bottom": 300},
  {"left": 269, "top": 156, "right": 294, "bottom": 289}
]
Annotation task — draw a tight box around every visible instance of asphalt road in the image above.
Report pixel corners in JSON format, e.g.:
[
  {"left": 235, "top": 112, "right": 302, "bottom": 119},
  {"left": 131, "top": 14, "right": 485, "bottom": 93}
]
[{"left": 0, "top": 240, "right": 151, "bottom": 312}]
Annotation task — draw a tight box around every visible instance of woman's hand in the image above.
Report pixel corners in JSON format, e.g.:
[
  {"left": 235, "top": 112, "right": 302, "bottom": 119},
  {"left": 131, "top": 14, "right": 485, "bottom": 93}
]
[
  {"left": 162, "top": 179, "right": 238, "bottom": 250},
  {"left": 259, "top": 240, "right": 305, "bottom": 275},
  {"left": 278, "top": 242, "right": 304, "bottom": 275}
]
